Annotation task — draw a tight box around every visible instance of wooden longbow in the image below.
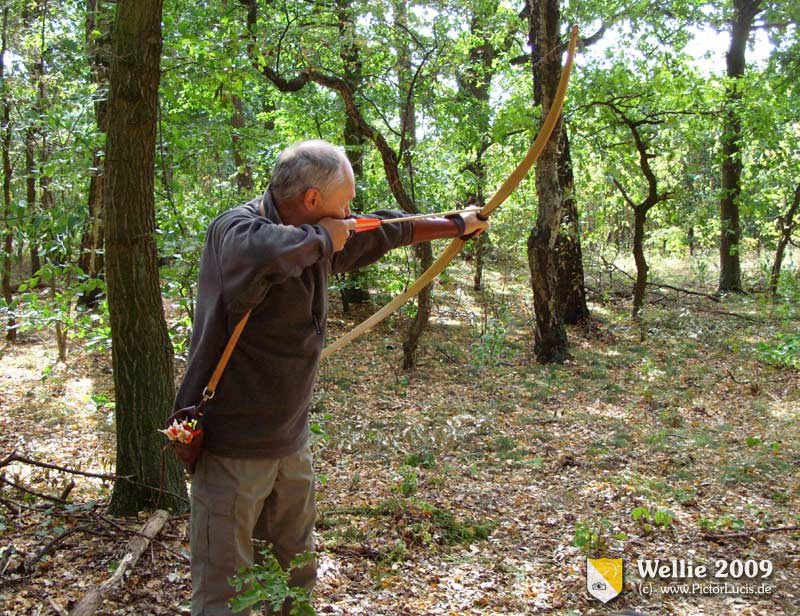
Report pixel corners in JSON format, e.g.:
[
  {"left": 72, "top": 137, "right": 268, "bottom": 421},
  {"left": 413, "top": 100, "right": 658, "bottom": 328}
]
[{"left": 321, "top": 25, "right": 579, "bottom": 362}]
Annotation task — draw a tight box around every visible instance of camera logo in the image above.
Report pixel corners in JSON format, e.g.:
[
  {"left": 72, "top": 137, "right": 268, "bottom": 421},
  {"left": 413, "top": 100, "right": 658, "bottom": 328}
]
[{"left": 587, "top": 558, "right": 623, "bottom": 603}]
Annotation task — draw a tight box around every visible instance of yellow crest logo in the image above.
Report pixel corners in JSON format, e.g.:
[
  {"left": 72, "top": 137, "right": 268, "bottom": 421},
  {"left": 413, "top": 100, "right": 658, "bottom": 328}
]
[{"left": 586, "top": 557, "right": 623, "bottom": 603}]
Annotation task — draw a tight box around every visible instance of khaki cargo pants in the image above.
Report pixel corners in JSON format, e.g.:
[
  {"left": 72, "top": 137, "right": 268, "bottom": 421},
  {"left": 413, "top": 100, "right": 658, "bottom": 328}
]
[{"left": 190, "top": 443, "right": 317, "bottom": 616}]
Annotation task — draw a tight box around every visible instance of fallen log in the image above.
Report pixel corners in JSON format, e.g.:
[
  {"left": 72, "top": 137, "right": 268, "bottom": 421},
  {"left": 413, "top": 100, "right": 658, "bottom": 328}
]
[{"left": 69, "top": 509, "right": 169, "bottom": 616}]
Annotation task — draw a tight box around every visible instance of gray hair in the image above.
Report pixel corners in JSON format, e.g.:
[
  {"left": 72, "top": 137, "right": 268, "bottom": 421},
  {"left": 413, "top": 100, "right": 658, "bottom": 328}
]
[{"left": 269, "top": 140, "right": 349, "bottom": 204}]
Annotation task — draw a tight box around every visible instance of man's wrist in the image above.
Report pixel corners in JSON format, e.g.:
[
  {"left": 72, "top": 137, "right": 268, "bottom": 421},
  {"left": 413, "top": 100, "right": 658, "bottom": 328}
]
[{"left": 444, "top": 213, "right": 467, "bottom": 236}]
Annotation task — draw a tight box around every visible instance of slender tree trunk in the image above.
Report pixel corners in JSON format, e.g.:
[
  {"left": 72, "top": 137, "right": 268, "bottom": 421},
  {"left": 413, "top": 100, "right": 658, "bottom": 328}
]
[
  {"left": 555, "top": 129, "right": 590, "bottom": 323},
  {"left": 77, "top": 0, "right": 112, "bottom": 308},
  {"left": 768, "top": 184, "right": 800, "bottom": 299},
  {"left": 1, "top": 5, "right": 15, "bottom": 342},
  {"left": 457, "top": 4, "right": 497, "bottom": 292},
  {"left": 105, "top": 0, "right": 186, "bottom": 514},
  {"left": 25, "top": 127, "right": 39, "bottom": 276},
  {"left": 632, "top": 207, "right": 648, "bottom": 317},
  {"left": 36, "top": 4, "right": 54, "bottom": 267},
  {"left": 604, "top": 102, "right": 670, "bottom": 320},
  {"left": 230, "top": 94, "right": 254, "bottom": 192},
  {"left": 472, "top": 186, "right": 489, "bottom": 292},
  {"left": 527, "top": 0, "right": 569, "bottom": 363},
  {"left": 719, "top": 0, "right": 762, "bottom": 293},
  {"left": 394, "top": 0, "right": 432, "bottom": 370},
  {"left": 337, "top": 0, "right": 370, "bottom": 312},
  {"left": 22, "top": 4, "right": 44, "bottom": 276}
]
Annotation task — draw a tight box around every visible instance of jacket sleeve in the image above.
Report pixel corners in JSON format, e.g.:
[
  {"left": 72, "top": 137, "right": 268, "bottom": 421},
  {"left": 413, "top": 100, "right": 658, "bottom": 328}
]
[
  {"left": 210, "top": 208, "right": 334, "bottom": 315},
  {"left": 331, "top": 210, "right": 414, "bottom": 275}
]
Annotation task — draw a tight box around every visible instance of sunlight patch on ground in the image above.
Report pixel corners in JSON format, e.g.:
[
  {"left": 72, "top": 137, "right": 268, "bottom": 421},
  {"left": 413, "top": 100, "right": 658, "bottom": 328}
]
[
  {"left": 582, "top": 400, "right": 629, "bottom": 420},
  {"left": 765, "top": 398, "right": 799, "bottom": 420},
  {"left": 62, "top": 377, "right": 97, "bottom": 417}
]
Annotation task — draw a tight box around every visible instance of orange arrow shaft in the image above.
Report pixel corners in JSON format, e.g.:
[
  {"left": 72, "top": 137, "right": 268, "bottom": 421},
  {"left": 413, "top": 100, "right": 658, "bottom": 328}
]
[{"left": 353, "top": 208, "right": 475, "bottom": 232}]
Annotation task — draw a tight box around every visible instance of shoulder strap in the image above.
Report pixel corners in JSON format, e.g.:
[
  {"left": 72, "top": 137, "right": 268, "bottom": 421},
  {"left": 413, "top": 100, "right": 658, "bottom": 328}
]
[{"left": 202, "top": 309, "right": 252, "bottom": 401}]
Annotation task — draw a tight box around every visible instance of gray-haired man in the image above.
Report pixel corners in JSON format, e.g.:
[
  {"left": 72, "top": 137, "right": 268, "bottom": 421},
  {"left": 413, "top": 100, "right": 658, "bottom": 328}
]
[{"left": 175, "top": 139, "right": 487, "bottom": 615}]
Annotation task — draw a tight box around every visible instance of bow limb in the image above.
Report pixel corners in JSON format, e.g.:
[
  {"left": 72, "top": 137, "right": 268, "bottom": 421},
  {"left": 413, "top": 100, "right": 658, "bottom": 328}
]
[{"left": 321, "top": 25, "right": 579, "bottom": 362}]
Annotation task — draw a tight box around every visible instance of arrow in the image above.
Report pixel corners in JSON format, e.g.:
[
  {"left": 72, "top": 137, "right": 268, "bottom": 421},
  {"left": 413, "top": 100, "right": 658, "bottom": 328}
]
[{"left": 352, "top": 207, "right": 476, "bottom": 232}]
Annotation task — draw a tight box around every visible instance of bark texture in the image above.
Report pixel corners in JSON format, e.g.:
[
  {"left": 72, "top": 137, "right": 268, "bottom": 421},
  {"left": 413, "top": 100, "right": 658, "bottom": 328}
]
[
  {"left": 527, "top": 0, "right": 569, "bottom": 363},
  {"left": 555, "top": 129, "right": 589, "bottom": 324},
  {"left": 1, "top": 5, "right": 15, "bottom": 341},
  {"left": 105, "top": 0, "right": 186, "bottom": 514},
  {"left": 719, "top": 0, "right": 762, "bottom": 293}
]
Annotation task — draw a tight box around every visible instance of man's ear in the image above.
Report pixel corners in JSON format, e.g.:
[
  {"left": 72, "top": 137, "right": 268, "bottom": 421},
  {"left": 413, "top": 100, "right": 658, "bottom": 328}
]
[{"left": 303, "top": 187, "right": 321, "bottom": 212}]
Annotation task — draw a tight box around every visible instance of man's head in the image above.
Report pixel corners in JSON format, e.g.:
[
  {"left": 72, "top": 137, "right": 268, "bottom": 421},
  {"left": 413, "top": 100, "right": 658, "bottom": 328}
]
[{"left": 269, "top": 140, "right": 355, "bottom": 224}]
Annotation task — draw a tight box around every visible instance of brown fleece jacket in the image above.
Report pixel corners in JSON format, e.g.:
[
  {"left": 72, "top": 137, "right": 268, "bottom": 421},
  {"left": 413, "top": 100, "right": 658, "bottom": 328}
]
[{"left": 174, "top": 190, "right": 414, "bottom": 458}]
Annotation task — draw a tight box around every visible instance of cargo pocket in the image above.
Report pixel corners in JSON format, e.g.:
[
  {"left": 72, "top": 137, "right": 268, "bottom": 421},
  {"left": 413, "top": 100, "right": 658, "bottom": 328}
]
[{"left": 191, "top": 480, "right": 236, "bottom": 568}]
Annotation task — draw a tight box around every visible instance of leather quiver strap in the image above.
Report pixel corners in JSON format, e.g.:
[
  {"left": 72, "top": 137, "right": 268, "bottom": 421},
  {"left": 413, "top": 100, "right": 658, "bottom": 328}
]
[{"left": 165, "top": 310, "right": 252, "bottom": 475}]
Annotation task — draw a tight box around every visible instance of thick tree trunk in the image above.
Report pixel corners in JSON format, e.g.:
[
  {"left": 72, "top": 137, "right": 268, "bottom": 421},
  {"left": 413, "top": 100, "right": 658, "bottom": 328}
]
[
  {"left": 1, "top": 6, "right": 15, "bottom": 342},
  {"left": 719, "top": 0, "right": 762, "bottom": 293},
  {"left": 527, "top": 0, "right": 569, "bottom": 363},
  {"left": 555, "top": 129, "right": 590, "bottom": 323},
  {"left": 768, "top": 184, "right": 800, "bottom": 299},
  {"left": 105, "top": 0, "right": 186, "bottom": 514}
]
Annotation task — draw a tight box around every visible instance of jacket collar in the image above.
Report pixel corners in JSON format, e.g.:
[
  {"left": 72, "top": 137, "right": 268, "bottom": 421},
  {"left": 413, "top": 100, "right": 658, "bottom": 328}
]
[{"left": 258, "top": 189, "right": 283, "bottom": 224}]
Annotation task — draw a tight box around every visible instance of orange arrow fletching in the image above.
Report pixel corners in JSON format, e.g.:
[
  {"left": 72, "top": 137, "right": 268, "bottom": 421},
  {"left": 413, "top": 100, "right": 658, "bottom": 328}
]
[{"left": 354, "top": 218, "right": 382, "bottom": 232}]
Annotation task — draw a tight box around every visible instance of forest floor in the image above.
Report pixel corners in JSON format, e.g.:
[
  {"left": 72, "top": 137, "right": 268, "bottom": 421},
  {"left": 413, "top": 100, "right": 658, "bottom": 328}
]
[{"left": 0, "top": 254, "right": 799, "bottom": 616}]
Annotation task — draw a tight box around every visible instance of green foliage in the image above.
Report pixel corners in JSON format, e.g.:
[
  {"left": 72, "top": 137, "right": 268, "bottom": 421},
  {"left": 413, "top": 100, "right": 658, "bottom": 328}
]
[
  {"left": 228, "top": 547, "right": 316, "bottom": 615},
  {"left": 404, "top": 450, "right": 436, "bottom": 469},
  {"left": 572, "top": 517, "right": 622, "bottom": 557},
  {"left": 757, "top": 332, "right": 800, "bottom": 369},
  {"left": 394, "top": 466, "right": 418, "bottom": 496},
  {"left": 698, "top": 515, "right": 746, "bottom": 533},
  {"left": 631, "top": 506, "right": 675, "bottom": 533}
]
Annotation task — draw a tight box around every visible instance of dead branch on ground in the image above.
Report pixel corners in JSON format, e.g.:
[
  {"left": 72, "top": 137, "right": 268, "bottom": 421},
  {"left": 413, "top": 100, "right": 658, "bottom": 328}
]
[{"left": 69, "top": 509, "right": 170, "bottom": 616}]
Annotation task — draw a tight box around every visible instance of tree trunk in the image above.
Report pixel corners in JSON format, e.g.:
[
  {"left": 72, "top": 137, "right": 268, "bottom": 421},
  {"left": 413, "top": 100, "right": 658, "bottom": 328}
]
[
  {"left": 35, "top": 4, "right": 54, "bottom": 266},
  {"left": 105, "top": 0, "right": 186, "bottom": 514},
  {"left": 244, "top": 0, "right": 430, "bottom": 365},
  {"left": 394, "top": 0, "right": 432, "bottom": 369},
  {"left": 631, "top": 206, "right": 648, "bottom": 317},
  {"left": 25, "top": 127, "right": 40, "bottom": 277},
  {"left": 337, "top": 0, "right": 370, "bottom": 312},
  {"left": 555, "top": 129, "right": 590, "bottom": 323},
  {"left": 78, "top": 0, "right": 112, "bottom": 308},
  {"left": 457, "top": 3, "right": 497, "bottom": 292},
  {"left": 1, "top": 5, "right": 15, "bottom": 342},
  {"left": 719, "top": 0, "right": 762, "bottom": 293},
  {"left": 527, "top": 0, "right": 569, "bottom": 363},
  {"left": 77, "top": 151, "right": 105, "bottom": 307},
  {"left": 768, "top": 184, "right": 800, "bottom": 299},
  {"left": 231, "top": 94, "right": 254, "bottom": 192}
]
